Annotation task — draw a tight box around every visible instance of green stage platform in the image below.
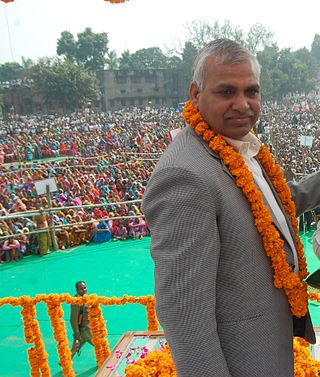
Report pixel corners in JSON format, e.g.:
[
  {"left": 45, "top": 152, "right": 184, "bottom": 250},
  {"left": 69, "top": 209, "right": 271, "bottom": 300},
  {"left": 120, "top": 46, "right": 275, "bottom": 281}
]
[{"left": 0, "top": 232, "right": 319, "bottom": 377}]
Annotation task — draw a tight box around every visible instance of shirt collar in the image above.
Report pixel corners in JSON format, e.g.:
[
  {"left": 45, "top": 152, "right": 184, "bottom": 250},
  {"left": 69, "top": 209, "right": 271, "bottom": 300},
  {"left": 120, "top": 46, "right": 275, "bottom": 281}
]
[{"left": 222, "top": 132, "right": 261, "bottom": 159}]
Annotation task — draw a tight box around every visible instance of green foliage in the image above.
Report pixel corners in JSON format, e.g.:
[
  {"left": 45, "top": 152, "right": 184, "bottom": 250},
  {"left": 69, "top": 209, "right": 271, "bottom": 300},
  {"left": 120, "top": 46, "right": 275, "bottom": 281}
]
[
  {"left": 57, "top": 28, "right": 109, "bottom": 71},
  {"left": 180, "top": 41, "right": 198, "bottom": 97},
  {"left": 130, "top": 47, "right": 169, "bottom": 70},
  {"left": 0, "top": 62, "right": 23, "bottom": 81},
  {"left": 257, "top": 45, "right": 316, "bottom": 100},
  {"left": 1, "top": 21, "right": 320, "bottom": 113},
  {"left": 57, "top": 31, "right": 77, "bottom": 61},
  {"left": 311, "top": 34, "right": 320, "bottom": 66},
  {"left": 119, "top": 49, "right": 133, "bottom": 70},
  {"left": 0, "top": 93, "right": 4, "bottom": 110},
  {"left": 118, "top": 47, "right": 185, "bottom": 71},
  {"left": 21, "top": 57, "right": 34, "bottom": 70},
  {"left": 166, "top": 55, "right": 182, "bottom": 69},
  {"left": 30, "top": 58, "right": 100, "bottom": 111},
  {"left": 106, "top": 50, "right": 119, "bottom": 70}
]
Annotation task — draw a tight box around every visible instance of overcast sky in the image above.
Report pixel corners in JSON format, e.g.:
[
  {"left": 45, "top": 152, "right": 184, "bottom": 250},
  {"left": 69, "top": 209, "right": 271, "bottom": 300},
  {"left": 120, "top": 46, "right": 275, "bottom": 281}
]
[{"left": 1, "top": 0, "right": 320, "bottom": 64}]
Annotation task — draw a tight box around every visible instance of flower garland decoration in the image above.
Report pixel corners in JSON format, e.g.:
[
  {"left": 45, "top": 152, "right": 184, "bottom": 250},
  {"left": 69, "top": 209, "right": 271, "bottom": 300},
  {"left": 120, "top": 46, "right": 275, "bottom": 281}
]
[
  {"left": 20, "top": 297, "right": 50, "bottom": 377},
  {"left": 2, "top": 294, "right": 320, "bottom": 375},
  {"left": 0, "top": 294, "right": 157, "bottom": 376},
  {"left": 182, "top": 100, "right": 308, "bottom": 317},
  {"left": 104, "top": 0, "right": 128, "bottom": 3},
  {"left": 125, "top": 344, "right": 176, "bottom": 377},
  {"left": 45, "top": 294, "right": 75, "bottom": 377},
  {"left": 124, "top": 337, "right": 320, "bottom": 377},
  {"left": 87, "top": 294, "right": 110, "bottom": 367},
  {"left": 293, "top": 337, "right": 320, "bottom": 376},
  {"left": 308, "top": 291, "right": 320, "bottom": 304},
  {"left": 139, "top": 295, "right": 159, "bottom": 331}
]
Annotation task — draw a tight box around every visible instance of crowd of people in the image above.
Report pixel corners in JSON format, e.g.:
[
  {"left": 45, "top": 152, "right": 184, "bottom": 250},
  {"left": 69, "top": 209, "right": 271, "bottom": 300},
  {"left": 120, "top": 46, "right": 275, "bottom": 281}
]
[
  {"left": 0, "top": 97, "right": 319, "bottom": 263},
  {"left": 0, "top": 107, "right": 184, "bottom": 262}
]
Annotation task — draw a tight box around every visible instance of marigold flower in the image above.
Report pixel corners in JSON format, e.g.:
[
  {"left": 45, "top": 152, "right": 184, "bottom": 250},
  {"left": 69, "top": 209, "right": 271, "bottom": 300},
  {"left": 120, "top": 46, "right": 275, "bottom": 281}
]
[{"left": 183, "top": 100, "right": 309, "bottom": 317}]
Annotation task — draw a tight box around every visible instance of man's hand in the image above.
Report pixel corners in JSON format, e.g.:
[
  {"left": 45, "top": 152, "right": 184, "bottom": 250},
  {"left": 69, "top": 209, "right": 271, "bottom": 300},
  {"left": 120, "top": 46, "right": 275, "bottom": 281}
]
[{"left": 73, "top": 334, "right": 81, "bottom": 350}]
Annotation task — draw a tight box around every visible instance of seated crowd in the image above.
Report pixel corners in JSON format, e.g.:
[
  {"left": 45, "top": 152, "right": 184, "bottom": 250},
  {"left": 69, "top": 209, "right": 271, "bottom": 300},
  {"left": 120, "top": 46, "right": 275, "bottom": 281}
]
[{"left": 0, "top": 96, "right": 319, "bottom": 263}]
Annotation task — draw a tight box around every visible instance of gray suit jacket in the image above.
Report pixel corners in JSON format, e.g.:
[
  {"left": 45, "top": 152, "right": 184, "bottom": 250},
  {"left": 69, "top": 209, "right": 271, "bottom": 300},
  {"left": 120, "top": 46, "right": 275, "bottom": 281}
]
[{"left": 142, "top": 126, "right": 320, "bottom": 377}]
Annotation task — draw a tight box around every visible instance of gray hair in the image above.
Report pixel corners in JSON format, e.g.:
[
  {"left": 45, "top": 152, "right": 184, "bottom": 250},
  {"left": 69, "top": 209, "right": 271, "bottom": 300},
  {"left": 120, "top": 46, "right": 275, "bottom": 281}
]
[{"left": 192, "top": 38, "right": 261, "bottom": 89}]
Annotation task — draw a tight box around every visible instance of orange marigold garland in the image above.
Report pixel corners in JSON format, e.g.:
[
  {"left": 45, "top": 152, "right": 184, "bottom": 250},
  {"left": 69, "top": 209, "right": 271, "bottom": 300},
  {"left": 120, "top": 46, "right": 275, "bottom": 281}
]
[
  {"left": 308, "top": 291, "right": 320, "bottom": 304},
  {"left": 45, "top": 294, "right": 75, "bottom": 377},
  {"left": 124, "top": 338, "right": 320, "bottom": 377},
  {"left": 139, "top": 295, "right": 159, "bottom": 331},
  {"left": 183, "top": 100, "right": 309, "bottom": 318},
  {"left": 20, "top": 297, "right": 50, "bottom": 377},
  {"left": 87, "top": 294, "right": 110, "bottom": 367},
  {"left": 125, "top": 344, "right": 176, "bottom": 377},
  {"left": 1, "top": 294, "right": 158, "bottom": 375},
  {"left": 294, "top": 337, "right": 320, "bottom": 376}
]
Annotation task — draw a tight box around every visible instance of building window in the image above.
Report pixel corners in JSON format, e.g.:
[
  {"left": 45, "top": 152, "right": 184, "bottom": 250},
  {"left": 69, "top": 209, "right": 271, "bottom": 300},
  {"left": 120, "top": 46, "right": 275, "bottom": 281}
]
[
  {"left": 120, "top": 89, "right": 126, "bottom": 94},
  {"left": 137, "top": 88, "right": 143, "bottom": 93}
]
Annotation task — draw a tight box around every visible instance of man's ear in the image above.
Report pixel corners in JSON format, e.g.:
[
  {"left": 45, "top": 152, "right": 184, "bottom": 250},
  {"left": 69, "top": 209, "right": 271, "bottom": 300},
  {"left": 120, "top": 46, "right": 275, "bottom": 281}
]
[{"left": 189, "top": 81, "right": 200, "bottom": 109}]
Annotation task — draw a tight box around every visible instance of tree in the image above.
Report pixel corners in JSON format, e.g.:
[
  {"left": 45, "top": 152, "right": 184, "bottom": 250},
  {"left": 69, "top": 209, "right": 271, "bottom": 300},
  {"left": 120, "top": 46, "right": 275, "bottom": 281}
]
[
  {"left": 30, "top": 58, "right": 100, "bottom": 111},
  {"left": 0, "top": 62, "right": 23, "bottom": 82},
  {"left": 119, "top": 49, "right": 133, "bottom": 70},
  {"left": 185, "top": 20, "right": 215, "bottom": 49},
  {"left": 245, "top": 23, "right": 274, "bottom": 54},
  {"left": 106, "top": 50, "right": 119, "bottom": 70},
  {"left": 277, "top": 48, "right": 315, "bottom": 95},
  {"left": 185, "top": 19, "right": 273, "bottom": 52},
  {"left": 166, "top": 55, "right": 182, "bottom": 69},
  {"left": 21, "top": 57, "right": 34, "bottom": 70},
  {"left": 57, "top": 31, "right": 77, "bottom": 62},
  {"left": 0, "top": 93, "right": 4, "bottom": 113},
  {"left": 185, "top": 19, "right": 246, "bottom": 50},
  {"left": 130, "top": 47, "right": 169, "bottom": 69},
  {"left": 257, "top": 45, "right": 281, "bottom": 100},
  {"left": 76, "top": 28, "right": 108, "bottom": 71},
  {"left": 257, "top": 45, "right": 316, "bottom": 100},
  {"left": 180, "top": 41, "right": 198, "bottom": 97},
  {"left": 311, "top": 34, "right": 320, "bottom": 67},
  {"left": 57, "top": 28, "right": 109, "bottom": 71},
  {"left": 119, "top": 47, "right": 169, "bottom": 70}
]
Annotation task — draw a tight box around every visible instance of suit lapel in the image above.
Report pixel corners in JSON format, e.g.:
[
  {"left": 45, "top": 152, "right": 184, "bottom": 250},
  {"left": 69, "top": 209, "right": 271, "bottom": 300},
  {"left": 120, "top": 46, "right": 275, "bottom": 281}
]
[
  {"left": 256, "top": 158, "right": 297, "bottom": 251},
  {"left": 195, "top": 127, "right": 296, "bottom": 265}
]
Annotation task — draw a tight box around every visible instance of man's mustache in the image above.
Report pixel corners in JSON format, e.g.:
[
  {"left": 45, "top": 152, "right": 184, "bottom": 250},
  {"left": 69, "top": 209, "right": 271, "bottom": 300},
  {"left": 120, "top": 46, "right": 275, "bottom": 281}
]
[{"left": 224, "top": 110, "right": 255, "bottom": 119}]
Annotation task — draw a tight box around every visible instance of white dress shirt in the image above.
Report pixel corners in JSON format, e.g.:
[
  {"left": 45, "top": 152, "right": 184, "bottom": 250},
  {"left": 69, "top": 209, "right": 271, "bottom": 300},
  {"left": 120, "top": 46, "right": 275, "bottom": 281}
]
[{"left": 223, "top": 132, "right": 299, "bottom": 273}]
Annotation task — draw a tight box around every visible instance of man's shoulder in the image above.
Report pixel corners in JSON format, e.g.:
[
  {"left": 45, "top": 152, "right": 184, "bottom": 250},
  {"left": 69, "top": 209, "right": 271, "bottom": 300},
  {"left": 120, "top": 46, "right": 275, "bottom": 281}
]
[{"left": 154, "top": 126, "right": 216, "bottom": 172}]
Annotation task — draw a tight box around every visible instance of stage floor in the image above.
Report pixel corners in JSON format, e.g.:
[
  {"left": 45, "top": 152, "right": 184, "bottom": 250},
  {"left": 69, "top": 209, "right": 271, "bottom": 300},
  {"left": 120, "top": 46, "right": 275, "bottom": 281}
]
[{"left": 0, "top": 231, "right": 319, "bottom": 377}]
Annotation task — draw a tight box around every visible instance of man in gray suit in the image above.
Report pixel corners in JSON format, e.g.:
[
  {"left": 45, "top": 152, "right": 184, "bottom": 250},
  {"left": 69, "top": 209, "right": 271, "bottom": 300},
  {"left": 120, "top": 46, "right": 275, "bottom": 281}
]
[{"left": 142, "top": 39, "right": 320, "bottom": 377}]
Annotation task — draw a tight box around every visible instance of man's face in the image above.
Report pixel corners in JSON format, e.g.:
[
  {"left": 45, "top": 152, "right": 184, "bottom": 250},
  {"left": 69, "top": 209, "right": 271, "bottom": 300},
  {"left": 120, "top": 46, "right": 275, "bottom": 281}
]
[
  {"left": 76, "top": 282, "right": 87, "bottom": 296},
  {"left": 190, "top": 58, "right": 261, "bottom": 140}
]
